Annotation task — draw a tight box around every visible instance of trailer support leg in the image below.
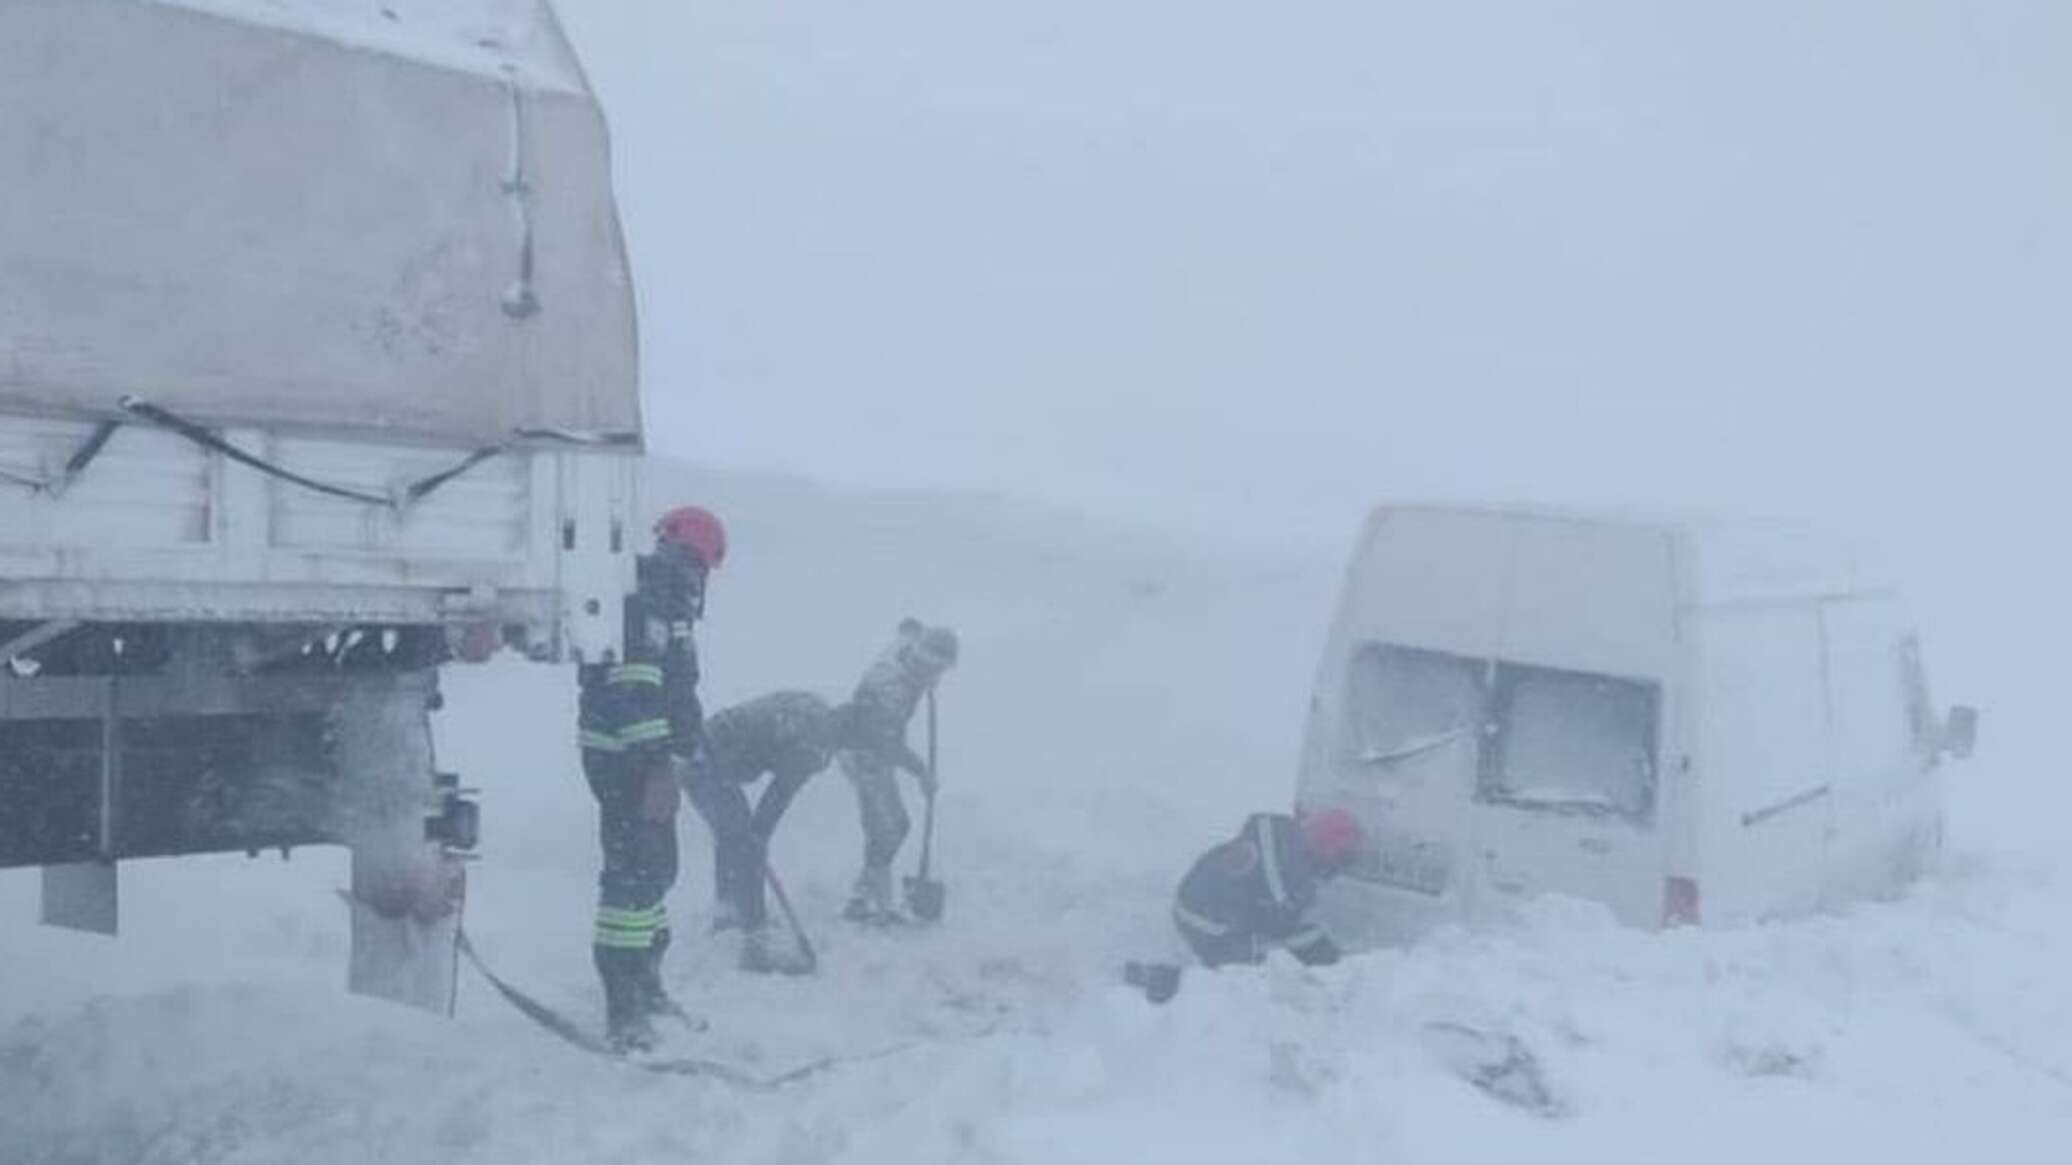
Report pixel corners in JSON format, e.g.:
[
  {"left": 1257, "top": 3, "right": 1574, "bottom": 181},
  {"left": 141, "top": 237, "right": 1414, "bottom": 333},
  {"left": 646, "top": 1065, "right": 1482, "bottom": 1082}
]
[{"left": 333, "top": 679, "right": 467, "bottom": 1016}]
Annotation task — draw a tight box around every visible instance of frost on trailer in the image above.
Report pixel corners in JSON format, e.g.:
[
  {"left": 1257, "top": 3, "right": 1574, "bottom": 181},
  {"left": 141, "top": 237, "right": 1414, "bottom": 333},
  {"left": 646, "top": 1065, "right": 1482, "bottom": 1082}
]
[{"left": 0, "top": 0, "right": 642, "bottom": 1013}]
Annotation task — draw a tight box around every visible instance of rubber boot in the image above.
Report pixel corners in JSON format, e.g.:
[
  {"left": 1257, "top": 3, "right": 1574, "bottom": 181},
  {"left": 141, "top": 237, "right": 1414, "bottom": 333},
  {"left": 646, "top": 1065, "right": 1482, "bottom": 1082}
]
[
  {"left": 595, "top": 945, "right": 658, "bottom": 1053},
  {"left": 841, "top": 864, "right": 898, "bottom": 925},
  {"left": 639, "top": 927, "right": 685, "bottom": 1021}
]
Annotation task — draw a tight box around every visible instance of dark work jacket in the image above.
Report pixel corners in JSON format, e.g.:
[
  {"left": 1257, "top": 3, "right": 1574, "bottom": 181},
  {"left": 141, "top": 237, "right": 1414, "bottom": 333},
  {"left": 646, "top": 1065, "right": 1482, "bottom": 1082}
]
[
  {"left": 698, "top": 691, "right": 835, "bottom": 836},
  {"left": 1174, "top": 813, "right": 1341, "bottom": 966},
  {"left": 578, "top": 586, "right": 702, "bottom": 764}
]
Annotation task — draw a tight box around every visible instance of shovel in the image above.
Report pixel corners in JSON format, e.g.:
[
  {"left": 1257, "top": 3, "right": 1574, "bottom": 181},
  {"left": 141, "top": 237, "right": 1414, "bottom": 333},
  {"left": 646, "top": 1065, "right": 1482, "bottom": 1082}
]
[
  {"left": 903, "top": 689, "right": 947, "bottom": 922},
  {"left": 762, "top": 863, "right": 818, "bottom": 975}
]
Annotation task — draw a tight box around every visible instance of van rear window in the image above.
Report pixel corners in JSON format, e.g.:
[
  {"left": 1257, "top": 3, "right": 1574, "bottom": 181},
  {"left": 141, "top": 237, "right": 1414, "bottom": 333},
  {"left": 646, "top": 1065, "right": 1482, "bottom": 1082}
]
[
  {"left": 1478, "top": 664, "right": 1659, "bottom": 823},
  {"left": 1343, "top": 644, "right": 1485, "bottom": 770}
]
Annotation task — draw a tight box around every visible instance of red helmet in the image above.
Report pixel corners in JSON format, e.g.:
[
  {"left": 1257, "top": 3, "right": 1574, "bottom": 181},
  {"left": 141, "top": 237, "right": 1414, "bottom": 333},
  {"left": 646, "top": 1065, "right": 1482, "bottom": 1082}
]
[
  {"left": 1299, "top": 807, "right": 1364, "bottom": 867},
  {"left": 655, "top": 506, "right": 727, "bottom": 569}
]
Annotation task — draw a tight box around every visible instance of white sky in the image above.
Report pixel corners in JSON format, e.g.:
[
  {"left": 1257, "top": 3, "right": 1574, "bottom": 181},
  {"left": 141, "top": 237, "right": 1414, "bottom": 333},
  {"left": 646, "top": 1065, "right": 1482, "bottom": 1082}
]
[{"left": 555, "top": 0, "right": 2069, "bottom": 746}]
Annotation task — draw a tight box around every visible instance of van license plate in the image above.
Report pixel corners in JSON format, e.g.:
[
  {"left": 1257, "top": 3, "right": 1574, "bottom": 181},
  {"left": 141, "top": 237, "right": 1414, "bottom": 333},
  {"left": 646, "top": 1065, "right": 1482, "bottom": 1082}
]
[{"left": 1353, "top": 831, "right": 1450, "bottom": 896}]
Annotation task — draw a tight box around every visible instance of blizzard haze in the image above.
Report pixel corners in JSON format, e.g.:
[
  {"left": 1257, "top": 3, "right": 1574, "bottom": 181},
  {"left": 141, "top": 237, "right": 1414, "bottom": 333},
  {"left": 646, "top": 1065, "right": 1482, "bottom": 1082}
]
[
  {"left": 557, "top": 0, "right": 2070, "bottom": 806},
  {"left": 4, "top": 3, "right": 2071, "bottom": 1163},
  {"left": 565, "top": 0, "right": 2067, "bottom": 519}
]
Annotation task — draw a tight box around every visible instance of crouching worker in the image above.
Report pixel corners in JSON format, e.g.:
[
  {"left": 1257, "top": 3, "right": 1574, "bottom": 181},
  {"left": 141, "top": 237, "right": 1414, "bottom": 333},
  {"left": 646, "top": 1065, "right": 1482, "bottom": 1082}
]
[
  {"left": 684, "top": 692, "right": 865, "bottom": 973},
  {"left": 1126, "top": 807, "right": 1365, "bottom": 1004}
]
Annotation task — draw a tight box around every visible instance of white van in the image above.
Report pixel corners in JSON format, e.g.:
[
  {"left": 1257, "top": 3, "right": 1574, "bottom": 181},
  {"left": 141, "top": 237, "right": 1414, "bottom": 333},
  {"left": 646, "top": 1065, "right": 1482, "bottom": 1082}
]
[{"left": 1294, "top": 505, "right": 1977, "bottom": 946}]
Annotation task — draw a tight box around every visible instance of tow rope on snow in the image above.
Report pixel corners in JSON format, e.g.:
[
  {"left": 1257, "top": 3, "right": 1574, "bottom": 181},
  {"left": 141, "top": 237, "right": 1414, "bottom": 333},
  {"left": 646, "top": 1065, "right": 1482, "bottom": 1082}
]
[{"left": 455, "top": 930, "right": 913, "bottom": 1090}]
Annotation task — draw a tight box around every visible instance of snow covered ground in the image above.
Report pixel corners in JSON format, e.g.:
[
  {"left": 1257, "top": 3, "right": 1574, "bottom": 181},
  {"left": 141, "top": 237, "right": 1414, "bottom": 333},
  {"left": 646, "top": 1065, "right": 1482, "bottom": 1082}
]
[{"left": 2, "top": 463, "right": 2067, "bottom": 1165}]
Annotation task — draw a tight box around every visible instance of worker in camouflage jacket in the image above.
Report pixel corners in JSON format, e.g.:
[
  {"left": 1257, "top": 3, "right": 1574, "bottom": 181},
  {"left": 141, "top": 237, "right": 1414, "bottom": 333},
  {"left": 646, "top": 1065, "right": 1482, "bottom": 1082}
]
[
  {"left": 839, "top": 618, "right": 958, "bottom": 923},
  {"left": 1126, "top": 808, "right": 1365, "bottom": 1004},
  {"left": 683, "top": 690, "right": 869, "bottom": 973},
  {"left": 577, "top": 506, "right": 724, "bottom": 1052}
]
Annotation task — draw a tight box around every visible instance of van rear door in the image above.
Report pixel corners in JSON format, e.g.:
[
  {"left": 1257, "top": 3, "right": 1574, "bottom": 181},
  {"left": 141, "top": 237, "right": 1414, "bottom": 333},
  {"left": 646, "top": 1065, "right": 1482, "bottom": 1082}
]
[
  {"left": 1319, "top": 644, "right": 1670, "bottom": 927},
  {"left": 1330, "top": 643, "right": 1486, "bottom": 898},
  {"left": 1468, "top": 660, "right": 1668, "bottom": 926},
  {"left": 1460, "top": 514, "right": 1678, "bottom": 928}
]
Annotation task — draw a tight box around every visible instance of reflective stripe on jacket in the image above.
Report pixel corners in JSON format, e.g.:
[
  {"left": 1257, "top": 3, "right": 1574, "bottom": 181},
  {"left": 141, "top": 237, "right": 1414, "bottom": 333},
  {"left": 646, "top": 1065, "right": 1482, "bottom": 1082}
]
[
  {"left": 1175, "top": 813, "right": 1333, "bottom": 955},
  {"left": 579, "top": 589, "right": 702, "bottom": 758}
]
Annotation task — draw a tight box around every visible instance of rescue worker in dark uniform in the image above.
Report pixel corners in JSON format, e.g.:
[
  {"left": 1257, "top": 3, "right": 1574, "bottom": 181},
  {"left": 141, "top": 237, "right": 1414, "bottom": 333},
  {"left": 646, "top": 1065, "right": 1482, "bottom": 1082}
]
[
  {"left": 578, "top": 505, "right": 725, "bottom": 1052},
  {"left": 838, "top": 618, "right": 958, "bottom": 923},
  {"left": 683, "top": 690, "right": 867, "bottom": 973},
  {"left": 1127, "top": 807, "right": 1365, "bottom": 1004}
]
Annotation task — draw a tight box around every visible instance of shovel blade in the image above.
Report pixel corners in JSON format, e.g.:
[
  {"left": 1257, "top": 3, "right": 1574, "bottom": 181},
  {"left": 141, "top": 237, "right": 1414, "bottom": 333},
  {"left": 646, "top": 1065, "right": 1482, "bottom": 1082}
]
[{"left": 903, "top": 875, "right": 946, "bottom": 922}]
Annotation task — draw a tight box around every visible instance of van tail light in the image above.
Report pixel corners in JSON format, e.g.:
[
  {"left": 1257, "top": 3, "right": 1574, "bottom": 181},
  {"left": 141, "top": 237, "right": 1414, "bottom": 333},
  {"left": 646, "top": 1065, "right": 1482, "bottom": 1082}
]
[{"left": 1662, "top": 877, "right": 1702, "bottom": 928}]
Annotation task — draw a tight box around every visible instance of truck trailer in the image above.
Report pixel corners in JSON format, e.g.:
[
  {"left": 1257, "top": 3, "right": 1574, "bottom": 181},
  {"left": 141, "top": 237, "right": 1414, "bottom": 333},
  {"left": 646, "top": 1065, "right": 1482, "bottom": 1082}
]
[{"left": 1, "top": 0, "right": 640, "bottom": 1012}]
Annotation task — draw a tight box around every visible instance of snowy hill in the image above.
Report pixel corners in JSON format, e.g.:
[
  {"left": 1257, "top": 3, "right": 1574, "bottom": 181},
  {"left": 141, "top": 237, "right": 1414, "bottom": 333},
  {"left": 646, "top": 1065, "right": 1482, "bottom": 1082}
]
[{"left": 2, "top": 465, "right": 2067, "bottom": 1164}]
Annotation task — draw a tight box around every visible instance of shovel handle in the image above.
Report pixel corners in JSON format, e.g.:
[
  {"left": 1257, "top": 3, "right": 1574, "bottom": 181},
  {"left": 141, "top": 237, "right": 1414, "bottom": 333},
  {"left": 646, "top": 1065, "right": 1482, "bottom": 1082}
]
[
  {"left": 917, "top": 688, "right": 938, "bottom": 878},
  {"left": 763, "top": 864, "right": 817, "bottom": 970}
]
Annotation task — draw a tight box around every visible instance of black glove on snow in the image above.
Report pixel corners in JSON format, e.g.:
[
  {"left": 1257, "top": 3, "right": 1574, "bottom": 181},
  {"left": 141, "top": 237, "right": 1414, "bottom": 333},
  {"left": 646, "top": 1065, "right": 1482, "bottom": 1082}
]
[{"left": 1124, "top": 961, "right": 1183, "bottom": 1004}]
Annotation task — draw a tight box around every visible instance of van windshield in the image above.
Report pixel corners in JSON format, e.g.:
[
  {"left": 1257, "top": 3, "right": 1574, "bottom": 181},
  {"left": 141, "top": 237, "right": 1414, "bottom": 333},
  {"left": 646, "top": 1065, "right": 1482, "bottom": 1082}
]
[
  {"left": 1344, "top": 645, "right": 1485, "bottom": 768},
  {"left": 1479, "top": 663, "right": 1659, "bottom": 822}
]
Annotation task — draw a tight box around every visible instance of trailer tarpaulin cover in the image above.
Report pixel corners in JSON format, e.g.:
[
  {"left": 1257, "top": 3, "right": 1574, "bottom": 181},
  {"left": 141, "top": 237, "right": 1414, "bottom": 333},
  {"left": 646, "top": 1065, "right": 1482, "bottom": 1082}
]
[{"left": 0, "top": 0, "right": 640, "bottom": 446}]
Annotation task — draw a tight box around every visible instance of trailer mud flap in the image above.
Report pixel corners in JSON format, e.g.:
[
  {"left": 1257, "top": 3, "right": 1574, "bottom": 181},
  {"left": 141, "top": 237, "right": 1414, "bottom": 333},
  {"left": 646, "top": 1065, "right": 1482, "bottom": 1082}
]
[
  {"left": 41, "top": 861, "right": 117, "bottom": 935},
  {"left": 344, "top": 848, "right": 466, "bottom": 1015}
]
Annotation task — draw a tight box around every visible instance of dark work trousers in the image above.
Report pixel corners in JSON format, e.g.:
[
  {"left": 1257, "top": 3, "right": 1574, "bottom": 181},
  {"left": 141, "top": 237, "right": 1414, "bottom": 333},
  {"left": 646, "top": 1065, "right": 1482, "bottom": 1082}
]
[
  {"left": 686, "top": 777, "right": 768, "bottom": 927},
  {"left": 586, "top": 751, "right": 680, "bottom": 916},
  {"left": 584, "top": 750, "right": 678, "bottom": 1022},
  {"left": 1172, "top": 901, "right": 1267, "bottom": 970}
]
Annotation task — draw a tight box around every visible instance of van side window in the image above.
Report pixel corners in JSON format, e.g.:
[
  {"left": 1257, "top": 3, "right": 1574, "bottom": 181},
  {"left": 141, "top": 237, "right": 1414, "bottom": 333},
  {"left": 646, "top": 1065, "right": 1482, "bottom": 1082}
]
[
  {"left": 1478, "top": 663, "right": 1659, "bottom": 823},
  {"left": 1343, "top": 644, "right": 1485, "bottom": 771}
]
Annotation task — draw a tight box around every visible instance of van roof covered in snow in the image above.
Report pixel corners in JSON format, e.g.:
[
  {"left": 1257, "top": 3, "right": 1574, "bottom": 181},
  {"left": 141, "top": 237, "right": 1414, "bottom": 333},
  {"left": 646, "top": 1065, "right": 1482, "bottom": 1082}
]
[
  {"left": 1327, "top": 505, "right": 1893, "bottom": 683},
  {"left": 1359, "top": 504, "right": 1891, "bottom": 609},
  {"left": 0, "top": 0, "right": 638, "bottom": 447}
]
